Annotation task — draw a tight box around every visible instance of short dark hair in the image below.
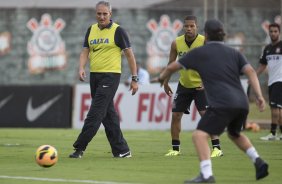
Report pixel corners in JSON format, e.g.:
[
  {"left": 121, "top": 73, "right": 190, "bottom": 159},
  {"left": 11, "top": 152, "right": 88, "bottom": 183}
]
[
  {"left": 269, "top": 23, "right": 280, "bottom": 32},
  {"left": 184, "top": 15, "right": 197, "bottom": 24},
  {"left": 204, "top": 19, "right": 225, "bottom": 41}
]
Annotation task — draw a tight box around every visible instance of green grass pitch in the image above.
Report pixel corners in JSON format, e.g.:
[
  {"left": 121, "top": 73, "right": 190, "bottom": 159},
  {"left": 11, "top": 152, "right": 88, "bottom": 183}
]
[{"left": 0, "top": 128, "right": 281, "bottom": 184}]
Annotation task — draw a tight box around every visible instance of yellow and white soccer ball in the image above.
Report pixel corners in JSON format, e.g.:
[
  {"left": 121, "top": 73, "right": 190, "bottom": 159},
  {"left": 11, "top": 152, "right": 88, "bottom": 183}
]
[
  {"left": 245, "top": 122, "right": 260, "bottom": 133},
  {"left": 35, "top": 145, "right": 58, "bottom": 168}
]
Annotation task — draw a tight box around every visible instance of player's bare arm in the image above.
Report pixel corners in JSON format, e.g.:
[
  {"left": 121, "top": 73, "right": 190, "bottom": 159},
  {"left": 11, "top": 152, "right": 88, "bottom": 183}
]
[
  {"left": 163, "top": 41, "right": 178, "bottom": 96},
  {"left": 79, "top": 48, "right": 90, "bottom": 82},
  {"left": 256, "top": 63, "right": 267, "bottom": 76},
  {"left": 247, "top": 64, "right": 266, "bottom": 85},
  {"left": 123, "top": 48, "right": 139, "bottom": 95},
  {"left": 151, "top": 61, "right": 182, "bottom": 86},
  {"left": 243, "top": 64, "right": 265, "bottom": 112}
]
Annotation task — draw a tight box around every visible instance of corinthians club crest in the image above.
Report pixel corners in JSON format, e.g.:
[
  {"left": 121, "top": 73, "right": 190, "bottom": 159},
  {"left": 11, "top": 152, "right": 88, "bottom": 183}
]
[
  {"left": 27, "top": 13, "right": 67, "bottom": 74},
  {"left": 146, "top": 15, "right": 182, "bottom": 74}
]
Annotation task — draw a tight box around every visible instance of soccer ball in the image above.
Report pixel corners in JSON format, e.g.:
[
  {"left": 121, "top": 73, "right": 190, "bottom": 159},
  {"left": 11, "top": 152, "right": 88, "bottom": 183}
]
[
  {"left": 245, "top": 122, "right": 253, "bottom": 130},
  {"left": 245, "top": 122, "right": 260, "bottom": 132},
  {"left": 35, "top": 145, "right": 58, "bottom": 168},
  {"left": 251, "top": 122, "right": 260, "bottom": 132}
]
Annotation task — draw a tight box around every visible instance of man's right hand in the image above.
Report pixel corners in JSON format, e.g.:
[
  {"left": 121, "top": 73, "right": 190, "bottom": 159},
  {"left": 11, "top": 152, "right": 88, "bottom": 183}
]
[
  {"left": 256, "top": 96, "right": 265, "bottom": 112},
  {"left": 79, "top": 68, "right": 86, "bottom": 82},
  {"left": 164, "top": 83, "right": 173, "bottom": 97}
]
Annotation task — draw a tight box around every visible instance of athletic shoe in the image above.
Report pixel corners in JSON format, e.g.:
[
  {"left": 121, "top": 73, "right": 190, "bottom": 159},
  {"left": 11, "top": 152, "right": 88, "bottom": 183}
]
[
  {"left": 165, "top": 149, "right": 181, "bottom": 156},
  {"left": 277, "top": 134, "right": 282, "bottom": 140},
  {"left": 114, "top": 151, "right": 132, "bottom": 158},
  {"left": 260, "top": 134, "right": 277, "bottom": 141},
  {"left": 184, "top": 173, "right": 215, "bottom": 183},
  {"left": 254, "top": 157, "right": 269, "bottom": 180},
  {"left": 210, "top": 147, "right": 223, "bottom": 158},
  {"left": 69, "top": 149, "right": 83, "bottom": 158}
]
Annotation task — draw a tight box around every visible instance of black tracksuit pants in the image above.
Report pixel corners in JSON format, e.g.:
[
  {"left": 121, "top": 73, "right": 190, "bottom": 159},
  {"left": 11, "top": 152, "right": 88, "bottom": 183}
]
[{"left": 73, "top": 72, "right": 130, "bottom": 157}]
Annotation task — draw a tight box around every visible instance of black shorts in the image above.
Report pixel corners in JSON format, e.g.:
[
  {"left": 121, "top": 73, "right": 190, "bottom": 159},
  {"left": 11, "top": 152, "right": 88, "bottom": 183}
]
[
  {"left": 268, "top": 82, "right": 282, "bottom": 109},
  {"left": 172, "top": 82, "right": 208, "bottom": 114},
  {"left": 197, "top": 108, "right": 248, "bottom": 137}
]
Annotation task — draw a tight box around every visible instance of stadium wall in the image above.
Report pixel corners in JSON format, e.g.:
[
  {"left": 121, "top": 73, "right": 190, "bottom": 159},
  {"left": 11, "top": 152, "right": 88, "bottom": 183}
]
[
  {"left": 0, "top": 6, "right": 279, "bottom": 85},
  {"left": 0, "top": 81, "right": 247, "bottom": 129},
  {"left": 0, "top": 1, "right": 277, "bottom": 128}
]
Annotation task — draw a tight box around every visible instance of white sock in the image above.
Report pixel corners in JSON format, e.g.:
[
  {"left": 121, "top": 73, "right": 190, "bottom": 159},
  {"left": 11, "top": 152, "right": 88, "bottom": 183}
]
[
  {"left": 200, "top": 160, "right": 213, "bottom": 179},
  {"left": 246, "top": 147, "right": 259, "bottom": 163}
]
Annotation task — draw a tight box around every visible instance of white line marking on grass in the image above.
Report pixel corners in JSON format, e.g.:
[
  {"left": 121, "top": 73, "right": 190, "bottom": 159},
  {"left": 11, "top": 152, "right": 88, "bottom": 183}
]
[{"left": 0, "top": 175, "right": 137, "bottom": 184}]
